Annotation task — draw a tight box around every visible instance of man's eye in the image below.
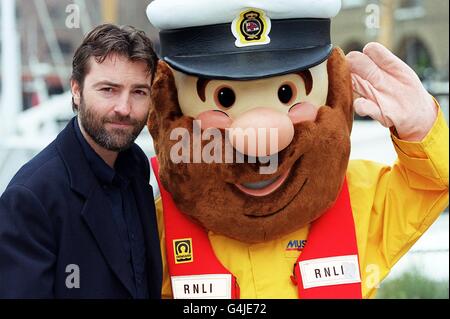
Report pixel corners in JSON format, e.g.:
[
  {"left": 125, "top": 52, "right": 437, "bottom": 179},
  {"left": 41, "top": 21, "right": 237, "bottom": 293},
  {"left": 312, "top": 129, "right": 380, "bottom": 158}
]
[
  {"left": 100, "top": 87, "right": 114, "bottom": 93},
  {"left": 134, "top": 90, "right": 148, "bottom": 96}
]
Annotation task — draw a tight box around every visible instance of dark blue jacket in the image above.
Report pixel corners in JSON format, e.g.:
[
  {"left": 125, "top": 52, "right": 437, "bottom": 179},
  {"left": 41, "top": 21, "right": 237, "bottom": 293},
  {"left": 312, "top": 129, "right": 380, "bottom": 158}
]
[{"left": 0, "top": 118, "right": 162, "bottom": 299}]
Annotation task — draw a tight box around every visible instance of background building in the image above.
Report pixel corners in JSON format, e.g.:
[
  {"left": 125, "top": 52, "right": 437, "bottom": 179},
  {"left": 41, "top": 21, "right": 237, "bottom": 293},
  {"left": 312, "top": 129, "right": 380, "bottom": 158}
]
[
  {"left": 10, "top": 0, "right": 449, "bottom": 110},
  {"left": 335, "top": 0, "right": 449, "bottom": 81},
  {"left": 14, "top": 0, "right": 151, "bottom": 109}
]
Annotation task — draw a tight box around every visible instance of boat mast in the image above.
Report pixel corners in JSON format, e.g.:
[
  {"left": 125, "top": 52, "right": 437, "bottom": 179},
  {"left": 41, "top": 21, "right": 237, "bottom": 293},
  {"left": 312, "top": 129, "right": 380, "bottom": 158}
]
[{"left": 1, "top": 0, "right": 22, "bottom": 136}]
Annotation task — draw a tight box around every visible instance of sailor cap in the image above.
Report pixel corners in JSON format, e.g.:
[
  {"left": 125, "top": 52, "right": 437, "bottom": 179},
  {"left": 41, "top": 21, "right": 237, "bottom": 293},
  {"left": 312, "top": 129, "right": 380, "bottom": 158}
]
[{"left": 147, "top": 0, "right": 342, "bottom": 80}]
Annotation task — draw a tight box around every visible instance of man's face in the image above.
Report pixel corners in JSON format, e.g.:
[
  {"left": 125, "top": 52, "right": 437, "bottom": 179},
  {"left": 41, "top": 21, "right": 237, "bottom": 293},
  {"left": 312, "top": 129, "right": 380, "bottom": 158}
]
[{"left": 72, "top": 54, "right": 152, "bottom": 152}]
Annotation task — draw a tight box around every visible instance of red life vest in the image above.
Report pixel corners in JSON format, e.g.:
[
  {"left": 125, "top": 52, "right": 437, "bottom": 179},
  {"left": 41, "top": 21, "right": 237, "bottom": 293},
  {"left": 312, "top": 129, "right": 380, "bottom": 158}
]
[{"left": 151, "top": 157, "right": 362, "bottom": 299}]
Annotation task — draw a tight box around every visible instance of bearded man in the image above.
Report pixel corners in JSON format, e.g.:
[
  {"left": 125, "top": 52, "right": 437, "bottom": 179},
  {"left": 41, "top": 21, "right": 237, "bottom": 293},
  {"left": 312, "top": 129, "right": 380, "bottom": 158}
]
[{"left": 0, "top": 24, "right": 162, "bottom": 299}]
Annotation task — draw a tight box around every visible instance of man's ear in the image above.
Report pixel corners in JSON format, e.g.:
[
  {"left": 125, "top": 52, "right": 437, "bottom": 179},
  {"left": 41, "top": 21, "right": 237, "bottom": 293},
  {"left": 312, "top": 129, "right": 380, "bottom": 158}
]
[{"left": 71, "top": 79, "right": 81, "bottom": 108}]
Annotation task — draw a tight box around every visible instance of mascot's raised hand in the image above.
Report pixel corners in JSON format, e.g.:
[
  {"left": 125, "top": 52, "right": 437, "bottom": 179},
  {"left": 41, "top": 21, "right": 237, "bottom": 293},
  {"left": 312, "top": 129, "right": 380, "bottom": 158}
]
[{"left": 347, "top": 42, "right": 438, "bottom": 142}]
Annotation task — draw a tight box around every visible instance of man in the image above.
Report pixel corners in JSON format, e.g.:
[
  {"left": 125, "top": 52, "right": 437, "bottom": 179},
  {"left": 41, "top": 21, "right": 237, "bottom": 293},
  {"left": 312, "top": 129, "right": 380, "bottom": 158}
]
[{"left": 0, "top": 24, "right": 162, "bottom": 299}]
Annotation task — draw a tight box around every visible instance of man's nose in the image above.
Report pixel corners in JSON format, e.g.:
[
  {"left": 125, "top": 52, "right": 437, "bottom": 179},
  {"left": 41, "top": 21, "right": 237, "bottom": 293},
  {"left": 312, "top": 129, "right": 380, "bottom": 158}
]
[
  {"left": 114, "top": 93, "right": 132, "bottom": 116},
  {"left": 228, "top": 108, "right": 294, "bottom": 157}
]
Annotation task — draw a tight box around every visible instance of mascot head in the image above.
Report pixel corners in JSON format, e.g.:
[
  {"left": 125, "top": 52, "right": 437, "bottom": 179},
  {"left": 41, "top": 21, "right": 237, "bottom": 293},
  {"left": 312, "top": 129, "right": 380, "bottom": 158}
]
[{"left": 147, "top": 0, "right": 354, "bottom": 243}]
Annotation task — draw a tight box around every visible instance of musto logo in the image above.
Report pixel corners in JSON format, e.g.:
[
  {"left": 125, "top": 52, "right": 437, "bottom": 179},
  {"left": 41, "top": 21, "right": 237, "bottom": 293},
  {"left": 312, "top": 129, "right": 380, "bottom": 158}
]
[{"left": 286, "top": 239, "right": 307, "bottom": 251}]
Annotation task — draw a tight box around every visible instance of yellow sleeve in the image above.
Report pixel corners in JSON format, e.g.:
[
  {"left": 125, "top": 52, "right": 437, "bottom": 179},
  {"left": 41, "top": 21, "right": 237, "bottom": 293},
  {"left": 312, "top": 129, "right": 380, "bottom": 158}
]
[
  {"left": 155, "top": 197, "right": 174, "bottom": 299},
  {"left": 348, "top": 107, "right": 449, "bottom": 299}
]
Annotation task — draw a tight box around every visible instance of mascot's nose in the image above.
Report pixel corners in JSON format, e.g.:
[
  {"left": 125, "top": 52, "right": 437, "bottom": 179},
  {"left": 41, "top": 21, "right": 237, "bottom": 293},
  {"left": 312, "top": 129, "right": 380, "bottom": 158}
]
[{"left": 228, "top": 108, "right": 294, "bottom": 157}]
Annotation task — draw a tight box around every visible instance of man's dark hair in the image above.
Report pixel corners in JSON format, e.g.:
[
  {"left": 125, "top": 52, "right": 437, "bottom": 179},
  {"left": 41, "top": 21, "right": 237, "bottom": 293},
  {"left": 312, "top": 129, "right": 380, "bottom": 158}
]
[{"left": 71, "top": 24, "right": 157, "bottom": 111}]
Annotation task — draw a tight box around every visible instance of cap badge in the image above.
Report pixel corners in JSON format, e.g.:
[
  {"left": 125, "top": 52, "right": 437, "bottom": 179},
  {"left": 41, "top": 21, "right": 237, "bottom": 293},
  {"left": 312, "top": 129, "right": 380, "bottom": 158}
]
[{"left": 232, "top": 8, "right": 271, "bottom": 48}]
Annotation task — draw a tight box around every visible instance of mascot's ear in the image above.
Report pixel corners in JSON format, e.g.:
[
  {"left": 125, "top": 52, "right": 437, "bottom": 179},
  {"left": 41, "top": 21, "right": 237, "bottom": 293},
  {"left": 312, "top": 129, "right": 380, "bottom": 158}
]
[
  {"left": 148, "top": 60, "right": 183, "bottom": 139},
  {"left": 326, "top": 47, "right": 354, "bottom": 133},
  {"left": 150, "top": 60, "right": 180, "bottom": 114}
]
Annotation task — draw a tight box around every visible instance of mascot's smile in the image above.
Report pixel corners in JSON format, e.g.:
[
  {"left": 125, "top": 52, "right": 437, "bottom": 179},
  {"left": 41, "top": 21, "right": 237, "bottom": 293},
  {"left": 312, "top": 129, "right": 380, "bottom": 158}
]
[
  {"left": 234, "top": 154, "right": 305, "bottom": 197},
  {"left": 243, "top": 180, "right": 309, "bottom": 220},
  {"left": 238, "top": 154, "right": 307, "bottom": 219},
  {"left": 243, "top": 178, "right": 309, "bottom": 219},
  {"left": 236, "top": 169, "right": 291, "bottom": 196}
]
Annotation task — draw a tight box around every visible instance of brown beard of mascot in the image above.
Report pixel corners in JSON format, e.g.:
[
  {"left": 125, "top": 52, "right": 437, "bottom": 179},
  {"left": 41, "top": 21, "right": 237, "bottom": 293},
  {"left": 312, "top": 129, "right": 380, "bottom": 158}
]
[{"left": 148, "top": 48, "right": 354, "bottom": 244}]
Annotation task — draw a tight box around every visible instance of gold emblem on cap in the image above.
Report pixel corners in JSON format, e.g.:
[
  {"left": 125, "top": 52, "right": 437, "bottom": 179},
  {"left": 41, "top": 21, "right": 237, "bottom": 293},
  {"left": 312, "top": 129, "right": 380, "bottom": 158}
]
[{"left": 232, "top": 8, "right": 271, "bottom": 48}]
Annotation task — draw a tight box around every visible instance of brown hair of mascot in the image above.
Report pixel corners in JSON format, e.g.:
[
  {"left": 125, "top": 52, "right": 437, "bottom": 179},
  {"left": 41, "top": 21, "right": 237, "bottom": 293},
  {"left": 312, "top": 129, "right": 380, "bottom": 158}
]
[{"left": 148, "top": 48, "right": 354, "bottom": 243}]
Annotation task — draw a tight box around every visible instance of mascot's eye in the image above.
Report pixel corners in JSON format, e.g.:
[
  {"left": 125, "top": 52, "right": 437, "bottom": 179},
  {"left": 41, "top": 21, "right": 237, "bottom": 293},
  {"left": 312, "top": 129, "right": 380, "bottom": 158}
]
[
  {"left": 215, "top": 87, "right": 236, "bottom": 109},
  {"left": 278, "top": 84, "right": 296, "bottom": 105}
]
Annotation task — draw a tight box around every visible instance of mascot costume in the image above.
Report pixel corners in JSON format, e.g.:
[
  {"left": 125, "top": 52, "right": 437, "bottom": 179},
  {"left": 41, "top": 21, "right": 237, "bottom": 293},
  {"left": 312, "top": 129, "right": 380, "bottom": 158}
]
[{"left": 145, "top": 0, "right": 449, "bottom": 299}]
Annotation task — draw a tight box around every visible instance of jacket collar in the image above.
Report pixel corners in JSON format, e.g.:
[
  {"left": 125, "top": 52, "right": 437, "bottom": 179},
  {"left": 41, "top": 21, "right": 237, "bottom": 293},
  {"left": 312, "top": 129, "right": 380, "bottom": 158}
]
[{"left": 56, "top": 117, "right": 97, "bottom": 198}]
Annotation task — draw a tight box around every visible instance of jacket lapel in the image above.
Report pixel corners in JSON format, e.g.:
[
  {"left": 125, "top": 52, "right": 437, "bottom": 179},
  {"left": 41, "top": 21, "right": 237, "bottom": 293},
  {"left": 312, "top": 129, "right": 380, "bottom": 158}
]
[
  {"left": 56, "top": 118, "right": 135, "bottom": 297},
  {"left": 80, "top": 186, "right": 136, "bottom": 297}
]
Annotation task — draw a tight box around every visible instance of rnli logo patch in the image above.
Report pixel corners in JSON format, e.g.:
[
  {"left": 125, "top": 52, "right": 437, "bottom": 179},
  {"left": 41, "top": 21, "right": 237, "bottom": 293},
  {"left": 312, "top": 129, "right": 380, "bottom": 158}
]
[
  {"left": 232, "top": 8, "right": 271, "bottom": 47},
  {"left": 173, "top": 238, "right": 193, "bottom": 264},
  {"left": 171, "top": 274, "right": 232, "bottom": 299},
  {"left": 299, "top": 255, "right": 361, "bottom": 289}
]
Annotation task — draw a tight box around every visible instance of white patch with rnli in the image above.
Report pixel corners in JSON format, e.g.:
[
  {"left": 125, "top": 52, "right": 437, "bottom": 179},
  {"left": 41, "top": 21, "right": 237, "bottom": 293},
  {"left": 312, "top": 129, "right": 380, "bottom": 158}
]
[
  {"left": 299, "top": 255, "right": 361, "bottom": 289},
  {"left": 171, "top": 274, "right": 232, "bottom": 299},
  {"left": 232, "top": 8, "right": 271, "bottom": 47}
]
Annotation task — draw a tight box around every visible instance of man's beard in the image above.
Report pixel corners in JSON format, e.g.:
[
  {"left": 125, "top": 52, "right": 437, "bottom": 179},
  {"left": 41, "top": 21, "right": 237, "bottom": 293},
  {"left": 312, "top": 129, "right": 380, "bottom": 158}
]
[{"left": 78, "top": 97, "right": 148, "bottom": 152}]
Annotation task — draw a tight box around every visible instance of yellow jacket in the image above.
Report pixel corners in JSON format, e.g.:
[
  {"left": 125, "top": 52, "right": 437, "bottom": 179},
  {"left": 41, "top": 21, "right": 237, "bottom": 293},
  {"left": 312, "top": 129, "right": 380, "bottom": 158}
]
[{"left": 154, "top": 109, "right": 449, "bottom": 299}]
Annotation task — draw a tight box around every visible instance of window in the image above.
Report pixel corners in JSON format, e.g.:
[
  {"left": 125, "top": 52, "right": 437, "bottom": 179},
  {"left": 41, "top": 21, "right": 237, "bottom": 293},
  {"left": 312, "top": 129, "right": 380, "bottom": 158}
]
[
  {"left": 398, "top": 37, "right": 434, "bottom": 81},
  {"left": 396, "top": 0, "right": 425, "bottom": 20},
  {"left": 399, "top": 0, "right": 422, "bottom": 9}
]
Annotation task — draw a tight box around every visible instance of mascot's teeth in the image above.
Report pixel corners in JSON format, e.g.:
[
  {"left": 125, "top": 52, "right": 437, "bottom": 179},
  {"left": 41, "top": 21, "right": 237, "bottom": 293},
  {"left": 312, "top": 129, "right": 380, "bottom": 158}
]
[{"left": 242, "top": 177, "right": 279, "bottom": 190}]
